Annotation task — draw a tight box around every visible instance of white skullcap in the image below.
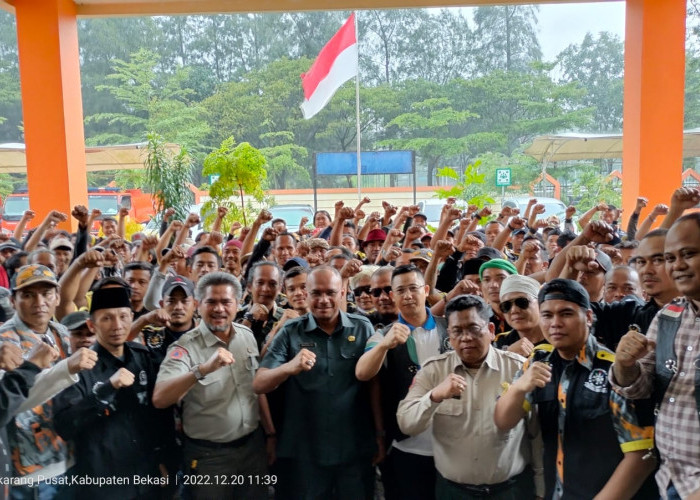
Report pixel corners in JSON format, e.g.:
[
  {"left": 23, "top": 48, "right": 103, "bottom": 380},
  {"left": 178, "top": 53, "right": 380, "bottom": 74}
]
[{"left": 499, "top": 274, "right": 541, "bottom": 300}]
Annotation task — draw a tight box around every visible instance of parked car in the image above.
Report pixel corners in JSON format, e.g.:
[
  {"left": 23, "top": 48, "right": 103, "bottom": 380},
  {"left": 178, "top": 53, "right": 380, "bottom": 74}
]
[
  {"left": 417, "top": 199, "right": 469, "bottom": 229},
  {"left": 501, "top": 196, "right": 568, "bottom": 221}
]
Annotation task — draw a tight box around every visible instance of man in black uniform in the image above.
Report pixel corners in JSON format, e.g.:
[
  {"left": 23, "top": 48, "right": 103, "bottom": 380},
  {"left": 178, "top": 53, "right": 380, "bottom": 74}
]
[
  {"left": 54, "top": 285, "right": 169, "bottom": 500},
  {"left": 136, "top": 275, "right": 198, "bottom": 365}
]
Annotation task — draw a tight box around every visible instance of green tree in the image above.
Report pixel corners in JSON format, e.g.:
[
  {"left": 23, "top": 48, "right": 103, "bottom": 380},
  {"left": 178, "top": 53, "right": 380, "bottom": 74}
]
[
  {"left": 472, "top": 6, "right": 542, "bottom": 74},
  {"left": 434, "top": 161, "right": 495, "bottom": 208},
  {"left": 144, "top": 132, "right": 194, "bottom": 222},
  {"left": 84, "top": 49, "right": 210, "bottom": 152},
  {"left": 556, "top": 32, "right": 624, "bottom": 132},
  {"left": 202, "top": 136, "right": 268, "bottom": 227},
  {"left": 379, "top": 95, "right": 497, "bottom": 186}
]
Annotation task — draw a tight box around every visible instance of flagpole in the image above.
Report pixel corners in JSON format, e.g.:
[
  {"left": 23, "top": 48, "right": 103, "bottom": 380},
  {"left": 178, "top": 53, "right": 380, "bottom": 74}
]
[{"left": 354, "top": 10, "right": 362, "bottom": 201}]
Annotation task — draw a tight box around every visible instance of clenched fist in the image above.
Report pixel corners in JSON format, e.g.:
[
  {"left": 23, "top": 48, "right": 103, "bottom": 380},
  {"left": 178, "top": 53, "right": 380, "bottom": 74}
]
[
  {"left": 430, "top": 373, "right": 467, "bottom": 403},
  {"left": 615, "top": 329, "right": 655, "bottom": 368},
  {"left": 513, "top": 361, "right": 552, "bottom": 393},
  {"left": 0, "top": 342, "right": 24, "bottom": 371},
  {"left": 110, "top": 367, "right": 135, "bottom": 389},
  {"left": 67, "top": 347, "right": 98, "bottom": 375},
  {"left": 200, "top": 347, "right": 235, "bottom": 376},
  {"left": 290, "top": 348, "right": 317, "bottom": 374},
  {"left": 381, "top": 323, "right": 410, "bottom": 350},
  {"left": 27, "top": 342, "right": 59, "bottom": 370}
]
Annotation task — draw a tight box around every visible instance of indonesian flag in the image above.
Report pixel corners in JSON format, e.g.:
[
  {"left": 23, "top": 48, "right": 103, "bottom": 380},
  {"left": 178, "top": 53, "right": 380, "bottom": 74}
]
[{"left": 300, "top": 13, "right": 358, "bottom": 119}]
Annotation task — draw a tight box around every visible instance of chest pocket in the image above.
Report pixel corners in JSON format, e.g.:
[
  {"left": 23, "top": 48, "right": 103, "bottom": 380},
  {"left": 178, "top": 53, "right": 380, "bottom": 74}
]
[
  {"left": 575, "top": 370, "right": 611, "bottom": 419},
  {"left": 433, "top": 399, "right": 464, "bottom": 439},
  {"left": 198, "top": 367, "right": 228, "bottom": 402}
]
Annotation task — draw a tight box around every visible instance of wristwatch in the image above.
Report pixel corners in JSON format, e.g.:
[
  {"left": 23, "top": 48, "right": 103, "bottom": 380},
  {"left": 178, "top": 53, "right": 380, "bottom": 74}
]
[{"left": 191, "top": 364, "right": 206, "bottom": 381}]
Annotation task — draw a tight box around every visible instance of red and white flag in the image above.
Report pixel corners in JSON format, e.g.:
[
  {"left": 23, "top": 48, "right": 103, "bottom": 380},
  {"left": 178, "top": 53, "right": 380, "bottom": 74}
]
[{"left": 300, "top": 13, "right": 358, "bottom": 119}]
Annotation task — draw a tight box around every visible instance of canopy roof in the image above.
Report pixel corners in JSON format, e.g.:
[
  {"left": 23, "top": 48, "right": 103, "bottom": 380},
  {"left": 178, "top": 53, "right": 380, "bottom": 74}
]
[
  {"left": 0, "top": 142, "right": 180, "bottom": 173},
  {"left": 1, "top": 0, "right": 613, "bottom": 16},
  {"left": 524, "top": 129, "right": 700, "bottom": 162}
]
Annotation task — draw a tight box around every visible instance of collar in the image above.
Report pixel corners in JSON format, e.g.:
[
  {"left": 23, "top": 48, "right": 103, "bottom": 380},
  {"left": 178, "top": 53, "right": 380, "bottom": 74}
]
[
  {"left": 448, "top": 345, "right": 500, "bottom": 373},
  {"left": 571, "top": 333, "right": 596, "bottom": 371},
  {"left": 304, "top": 310, "right": 353, "bottom": 333},
  {"left": 199, "top": 321, "right": 233, "bottom": 347},
  {"left": 8, "top": 313, "right": 60, "bottom": 337},
  {"left": 398, "top": 307, "right": 436, "bottom": 331},
  {"left": 93, "top": 340, "right": 131, "bottom": 363}
]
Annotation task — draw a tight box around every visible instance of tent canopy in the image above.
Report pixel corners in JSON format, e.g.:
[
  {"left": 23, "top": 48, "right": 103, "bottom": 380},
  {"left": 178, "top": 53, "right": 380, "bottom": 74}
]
[
  {"left": 0, "top": 142, "right": 181, "bottom": 173},
  {"left": 524, "top": 129, "right": 700, "bottom": 163}
]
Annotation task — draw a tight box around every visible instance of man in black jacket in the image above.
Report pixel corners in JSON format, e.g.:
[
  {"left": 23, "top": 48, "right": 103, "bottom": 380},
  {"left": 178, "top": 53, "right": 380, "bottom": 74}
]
[
  {"left": 53, "top": 285, "right": 170, "bottom": 500},
  {"left": 0, "top": 342, "right": 61, "bottom": 500}
]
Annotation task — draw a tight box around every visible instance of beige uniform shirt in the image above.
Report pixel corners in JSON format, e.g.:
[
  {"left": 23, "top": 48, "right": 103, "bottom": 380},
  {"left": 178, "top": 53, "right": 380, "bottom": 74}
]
[
  {"left": 397, "top": 346, "right": 543, "bottom": 492},
  {"left": 157, "top": 322, "right": 260, "bottom": 443}
]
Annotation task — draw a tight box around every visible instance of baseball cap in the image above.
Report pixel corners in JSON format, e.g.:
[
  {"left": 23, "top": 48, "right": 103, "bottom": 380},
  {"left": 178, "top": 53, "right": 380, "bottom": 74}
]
[
  {"left": 11, "top": 264, "right": 58, "bottom": 291},
  {"left": 49, "top": 237, "right": 74, "bottom": 252},
  {"left": 409, "top": 248, "right": 434, "bottom": 263},
  {"left": 283, "top": 256, "right": 309, "bottom": 272},
  {"left": 0, "top": 241, "right": 21, "bottom": 253},
  {"left": 163, "top": 275, "right": 195, "bottom": 298},
  {"left": 538, "top": 278, "right": 591, "bottom": 310},
  {"left": 476, "top": 247, "right": 505, "bottom": 261},
  {"left": 60, "top": 311, "right": 89, "bottom": 331}
]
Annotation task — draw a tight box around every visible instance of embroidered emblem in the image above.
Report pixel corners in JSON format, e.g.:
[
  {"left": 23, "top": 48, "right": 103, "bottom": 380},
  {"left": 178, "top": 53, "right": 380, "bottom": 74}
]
[
  {"left": 583, "top": 368, "right": 608, "bottom": 393},
  {"left": 170, "top": 346, "right": 187, "bottom": 360},
  {"left": 146, "top": 332, "right": 164, "bottom": 349}
]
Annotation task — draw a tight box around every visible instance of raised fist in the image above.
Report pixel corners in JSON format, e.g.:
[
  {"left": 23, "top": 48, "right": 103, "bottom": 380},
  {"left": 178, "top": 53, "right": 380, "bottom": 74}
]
[
  {"left": 110, "top": 367, "right": 135, "bottom": 389},
  {"left": 67, "top": 347, "right": 98, "bottom": 374}
]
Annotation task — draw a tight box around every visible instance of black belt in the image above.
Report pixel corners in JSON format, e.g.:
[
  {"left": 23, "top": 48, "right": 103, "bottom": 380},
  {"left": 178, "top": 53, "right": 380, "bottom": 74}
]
[
  {"left": 443, "top": 468, "right": 528, "bottom": 497},
  {"left": 185, "top": 427, "right": 259, "bottom": 449}
]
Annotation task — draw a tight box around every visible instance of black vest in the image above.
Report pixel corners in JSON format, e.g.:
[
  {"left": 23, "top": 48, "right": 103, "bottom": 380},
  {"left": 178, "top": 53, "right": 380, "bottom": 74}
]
[{"left": 379, "top": 317, "right": 450, "bottom": 443}]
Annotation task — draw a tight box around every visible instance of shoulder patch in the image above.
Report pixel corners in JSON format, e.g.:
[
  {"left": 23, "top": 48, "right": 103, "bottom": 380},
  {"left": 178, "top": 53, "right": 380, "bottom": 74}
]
[
  {"left": 596, "top": 350, "right": 615, "bottom": 363},
  {"left": 169, "top": 346, "right": 189, "bottom": 360}
]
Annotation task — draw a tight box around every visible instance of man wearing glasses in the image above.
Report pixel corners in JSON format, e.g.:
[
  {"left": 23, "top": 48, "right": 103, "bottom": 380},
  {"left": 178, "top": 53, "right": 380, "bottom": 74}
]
[
  {"left": 398, "top": 294, "right": 543, "bottom": 499},
  {"left": 495, "top": 274, "right": 548, "bottom": 358},
  {"left": 365, "top": 266, "right": 399, "bottom": 330},
  {"left": 356, "top": 264, "right": 450, "bottom": 500}
]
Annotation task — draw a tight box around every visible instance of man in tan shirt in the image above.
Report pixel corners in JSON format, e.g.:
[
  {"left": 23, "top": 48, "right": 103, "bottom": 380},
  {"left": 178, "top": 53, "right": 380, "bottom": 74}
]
[{"left": 397, "top": 294, "right": 543, "bottom": 499}]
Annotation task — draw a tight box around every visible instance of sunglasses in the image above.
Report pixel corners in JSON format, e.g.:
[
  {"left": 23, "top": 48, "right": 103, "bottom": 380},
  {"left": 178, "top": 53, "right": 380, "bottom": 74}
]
[
  {"left": 500, "top": 297, "right": 532, "bottom": 314},
  {"left": 370, "top": 286, "right": 393, "bottom": 298},
  {"left": 353, "top": 285, "right": 371, "bottom": 296}
]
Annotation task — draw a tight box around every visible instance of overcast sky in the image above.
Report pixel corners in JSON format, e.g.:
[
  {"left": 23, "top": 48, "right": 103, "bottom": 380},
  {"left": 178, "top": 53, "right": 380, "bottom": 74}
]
[{"left": 536, "top": 1, "right": 626, "bottom": 60}]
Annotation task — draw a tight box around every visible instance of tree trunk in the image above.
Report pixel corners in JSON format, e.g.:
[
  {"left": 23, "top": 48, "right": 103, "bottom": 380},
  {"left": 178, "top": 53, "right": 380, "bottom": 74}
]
[{"left": 239, "top": 183, "right": 247, "bottom": 226}]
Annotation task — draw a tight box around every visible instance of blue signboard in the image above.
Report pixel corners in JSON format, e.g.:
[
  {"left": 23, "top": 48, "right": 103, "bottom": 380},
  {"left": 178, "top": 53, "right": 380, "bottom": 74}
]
[{"left": 315, "top": 151, "right": 413, "bottom": 175}]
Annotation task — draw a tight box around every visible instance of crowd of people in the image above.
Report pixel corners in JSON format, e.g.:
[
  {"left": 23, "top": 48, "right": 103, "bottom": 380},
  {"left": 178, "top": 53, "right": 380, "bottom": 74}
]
[{"left": 0, "top": 188, "right": 699, "bottom": 500}]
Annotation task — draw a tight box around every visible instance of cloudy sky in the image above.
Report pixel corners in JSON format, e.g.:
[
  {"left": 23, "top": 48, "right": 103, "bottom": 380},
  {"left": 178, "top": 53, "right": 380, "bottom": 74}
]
[{"left": 537, "top": 1, "right": 626, "bottom": 60}]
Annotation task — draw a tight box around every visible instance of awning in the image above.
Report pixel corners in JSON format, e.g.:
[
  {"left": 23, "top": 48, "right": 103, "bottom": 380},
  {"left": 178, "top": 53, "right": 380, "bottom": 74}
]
[
  {"left": 0, "top": 142, "right": 181, "bottom": 173},
  {"left": 524, "top": 129, "right": 700, "bottom": 162}
]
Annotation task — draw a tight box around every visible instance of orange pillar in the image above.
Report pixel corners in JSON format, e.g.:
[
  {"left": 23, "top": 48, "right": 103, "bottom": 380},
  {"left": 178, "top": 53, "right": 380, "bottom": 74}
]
[
  {"left": 14, "top": 0, "right": 87, "bottom": 230},
  {"left": 622, "top": 0, "right": 686, "bottom": 225}
]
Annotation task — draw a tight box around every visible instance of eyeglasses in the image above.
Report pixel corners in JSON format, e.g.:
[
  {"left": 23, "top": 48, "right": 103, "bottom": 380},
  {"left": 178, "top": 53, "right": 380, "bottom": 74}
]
[
  {"left": 353, "top": 285, "right": 371, "bottom": 296},
  {"left": 370, "top": 286, "right": 393, "bottom": 298},
  {"left": 393, "top": 285, "right": 423, "bottom": 296},
  {"left": 448, "top": 325, "right": 487, "bottom": 339},
  {"left": 500, "top": 297, "right": 532, "bottom": 314}
]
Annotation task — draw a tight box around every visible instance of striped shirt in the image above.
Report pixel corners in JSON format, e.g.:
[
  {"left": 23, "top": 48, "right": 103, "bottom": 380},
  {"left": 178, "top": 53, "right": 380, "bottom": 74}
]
[{"left": 610, "top": 298, "right": 700, "bottom": 499}]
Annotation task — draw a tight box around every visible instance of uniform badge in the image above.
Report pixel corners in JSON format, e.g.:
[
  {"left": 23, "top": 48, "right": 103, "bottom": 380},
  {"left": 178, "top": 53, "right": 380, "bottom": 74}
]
[
  {"left": 170, "top": 346, "right": 188, "bottom": 360},
  {"left": 147, "top": 332, "right": 164, "bottom": 349},
  {"left": 348, "top": 336, "right": 356, "bottom": 342},
  {"left": 139, "top": 370, "right": 147, "bottom": 386},
  {"left": 583, "top": 368, "right": 608, "bottom": 393}
]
